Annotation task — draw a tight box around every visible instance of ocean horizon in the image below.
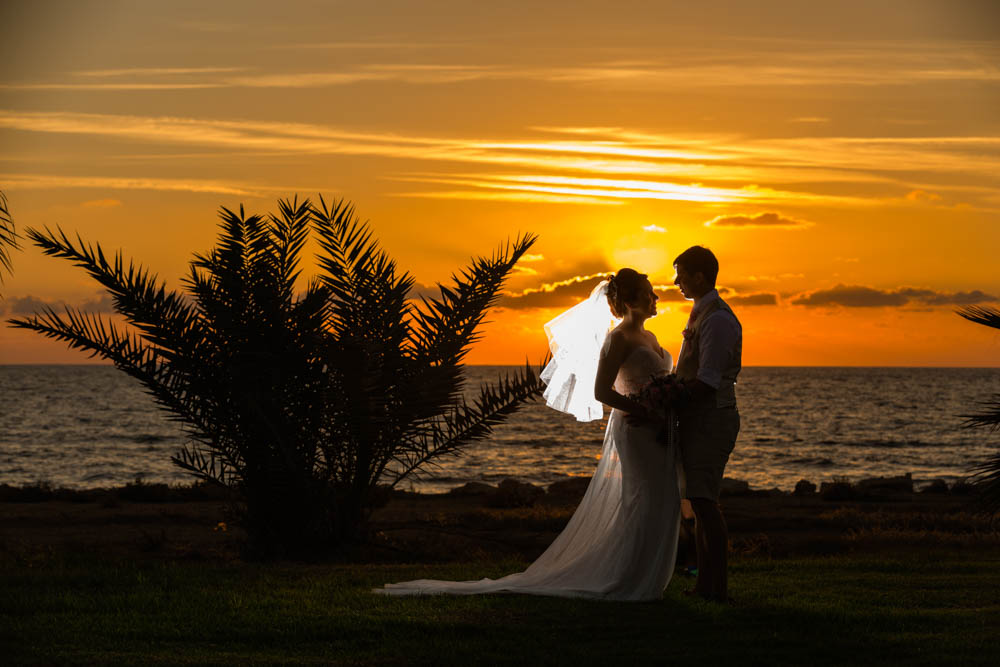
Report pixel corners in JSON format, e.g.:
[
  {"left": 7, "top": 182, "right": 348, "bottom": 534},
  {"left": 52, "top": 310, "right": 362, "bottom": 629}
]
[{"left": 2, "top": 364, "right": 998, "bottom": 494}]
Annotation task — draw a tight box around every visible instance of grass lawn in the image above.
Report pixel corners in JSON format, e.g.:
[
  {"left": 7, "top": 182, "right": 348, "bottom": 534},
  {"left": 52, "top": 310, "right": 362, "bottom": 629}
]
[{"left": 3, "top": 549, "right": 999, "bottom": 665}]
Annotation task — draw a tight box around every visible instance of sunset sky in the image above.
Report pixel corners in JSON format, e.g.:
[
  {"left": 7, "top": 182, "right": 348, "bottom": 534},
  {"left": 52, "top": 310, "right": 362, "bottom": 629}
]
[{"left": 1, "top": 0, "right": 999, "bottom": 366}]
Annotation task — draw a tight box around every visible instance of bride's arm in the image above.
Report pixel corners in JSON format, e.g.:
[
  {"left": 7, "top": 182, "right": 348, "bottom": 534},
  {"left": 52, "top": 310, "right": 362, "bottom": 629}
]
[{"left": 594, "top": 331, "right": 649, "bottom": 416}]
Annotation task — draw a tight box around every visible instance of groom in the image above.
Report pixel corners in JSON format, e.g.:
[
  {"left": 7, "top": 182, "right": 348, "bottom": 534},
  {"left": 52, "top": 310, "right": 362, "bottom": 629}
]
[{"left": 673, "top": 246, "right": 742, "bottom": 603}]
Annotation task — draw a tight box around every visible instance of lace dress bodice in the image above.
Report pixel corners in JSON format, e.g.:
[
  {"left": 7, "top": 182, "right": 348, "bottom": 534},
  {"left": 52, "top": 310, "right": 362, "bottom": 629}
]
[{"left": 613, "top": 344, "right": 673, "bottom": 397}]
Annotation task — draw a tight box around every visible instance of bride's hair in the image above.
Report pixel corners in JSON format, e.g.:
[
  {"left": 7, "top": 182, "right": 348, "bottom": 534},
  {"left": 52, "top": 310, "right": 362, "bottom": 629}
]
[{"left": 606, "top": 268, "right": 648, "bottom": 317}]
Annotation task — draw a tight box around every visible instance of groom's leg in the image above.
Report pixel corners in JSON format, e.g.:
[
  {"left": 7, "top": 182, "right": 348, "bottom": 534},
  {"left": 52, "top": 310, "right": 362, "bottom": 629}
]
[{"left": 690, "top": 497, "right": 727, "bottom": 601}]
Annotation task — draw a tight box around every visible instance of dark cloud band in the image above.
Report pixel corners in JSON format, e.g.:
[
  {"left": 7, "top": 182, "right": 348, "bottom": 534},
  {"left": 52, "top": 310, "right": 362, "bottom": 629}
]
[{"left": 792, "top": 284, "right": 997, "bottom": 308}]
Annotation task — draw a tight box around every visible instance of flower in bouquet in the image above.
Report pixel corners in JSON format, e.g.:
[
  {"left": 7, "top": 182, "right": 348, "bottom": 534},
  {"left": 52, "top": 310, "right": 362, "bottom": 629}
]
[
  {"left": 639, "top": 373, "right": 690, "bottom": 412},
  {"left": 633, "top": 373, "right": 690, "bottom": 445}
]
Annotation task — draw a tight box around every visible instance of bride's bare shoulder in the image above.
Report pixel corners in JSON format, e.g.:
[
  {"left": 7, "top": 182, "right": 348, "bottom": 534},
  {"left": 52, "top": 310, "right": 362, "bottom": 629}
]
[{"left": 602, "top": 327, "right": 630, "bottom": 356}]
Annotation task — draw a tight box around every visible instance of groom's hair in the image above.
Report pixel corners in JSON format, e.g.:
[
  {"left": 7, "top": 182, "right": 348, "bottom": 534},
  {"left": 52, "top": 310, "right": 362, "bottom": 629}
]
[{"left": 673, "top": 246, "right": 719, "bottom": 286}]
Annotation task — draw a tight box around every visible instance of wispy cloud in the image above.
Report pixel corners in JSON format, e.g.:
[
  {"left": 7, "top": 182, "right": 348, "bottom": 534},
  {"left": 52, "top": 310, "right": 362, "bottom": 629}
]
[
  {"left": 75, "top": 67, "right": 246, "bottom": 77},
  {"left": 704, "top": 212, "right": 813, "bottom": 228},
  {"left": 396, "top": 190, "right": 622, "bottom": 205},
  {"left": 8, "top": 40, "right": 997, "bottom": 93},
  {"left": 392, "top": 173, "right": 775, "bottom": 205},
  {"left": 905, "top": 189, "right": 943, "bottom": 203},
  {"left": 0, "top": 173, "right": 278, "bottom": 196},
  {"left": 1, "top": 111, "right": 997, "bottom": 207},
  {"left": 643, "top": 224, "right": 666, "bottom": 233}
]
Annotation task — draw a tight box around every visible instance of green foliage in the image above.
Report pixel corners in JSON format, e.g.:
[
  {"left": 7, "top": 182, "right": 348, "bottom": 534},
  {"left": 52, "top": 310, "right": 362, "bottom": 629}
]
[
  {"left": 0, "top": 190, "right": 19, "bottom": 289},
  {"left": 957, "top": 304, "right": 1000, "bottom": 516},
  {"left": 9, "top": 196, "right": 545, "bottom": 555}
]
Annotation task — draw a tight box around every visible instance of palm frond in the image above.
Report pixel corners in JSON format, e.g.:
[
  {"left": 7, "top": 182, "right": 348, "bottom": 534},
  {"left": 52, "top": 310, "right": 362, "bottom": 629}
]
[
  {"left": 957, "top": 305, "right": 1000, "bottom": 330},
  {"left": 961, "top": 395, "right": 1000, "bottom": 432},
  {"left": 386, "top": 362, "right": 545, "bottom": 486},
  {"left": 968, "top": 452, "right": 1000, "bottom": 517},
  {"left": 409, "top": 234, "right": 537, "bottom": 367},
  {"left": 23, "top": 225, "right": 204, "bottom": 362},
  {"left": 0, "top": 190, "right": 19, "bottom": 285}
]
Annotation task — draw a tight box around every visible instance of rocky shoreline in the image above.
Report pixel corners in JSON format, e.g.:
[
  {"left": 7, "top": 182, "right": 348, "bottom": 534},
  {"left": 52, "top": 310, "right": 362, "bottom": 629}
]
[{"left": 0, "top": 474, "right": 995, "bottom": 565}]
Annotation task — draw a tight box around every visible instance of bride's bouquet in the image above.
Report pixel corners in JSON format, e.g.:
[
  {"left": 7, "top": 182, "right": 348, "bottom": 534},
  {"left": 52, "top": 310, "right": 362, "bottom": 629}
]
[{"left": 633, "top": 374, "right": 689, "bottom": 446}]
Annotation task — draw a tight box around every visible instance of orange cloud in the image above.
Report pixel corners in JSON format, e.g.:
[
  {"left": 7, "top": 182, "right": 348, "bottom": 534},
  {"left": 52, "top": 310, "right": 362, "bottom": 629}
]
[
  {"left": 905, "top": 189, "right": 943, "bottom": 203},
  {"left": 704, "top": 212, "right": 812, "bottom": 228}
]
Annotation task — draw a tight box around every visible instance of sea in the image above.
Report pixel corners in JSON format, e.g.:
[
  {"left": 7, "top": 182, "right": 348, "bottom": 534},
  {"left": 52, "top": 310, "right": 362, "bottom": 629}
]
[{"left": 1, "top": 365, "right": 998, "bottom": 494}]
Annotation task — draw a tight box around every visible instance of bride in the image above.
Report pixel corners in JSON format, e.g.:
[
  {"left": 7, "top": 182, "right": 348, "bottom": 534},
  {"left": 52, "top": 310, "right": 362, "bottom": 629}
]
[{"left": 376, "top": 268, "right": 681, "bottom": 601}]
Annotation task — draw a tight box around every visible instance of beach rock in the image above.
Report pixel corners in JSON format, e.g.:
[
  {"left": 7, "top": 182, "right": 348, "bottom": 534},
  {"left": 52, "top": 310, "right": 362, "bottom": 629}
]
[
  {"left": 749, "top": 487, "right": 785, "bottom": 498},
  {"left": 920, "top": 479, "right": 949, "bottom": 494},
  {"left": 793, "top": 479, "right": 817, "bottom": 496},
  {"left": 857, "top": 473, "right": 913, "bottom": 496},
  {"left": 546, "top": 477, "right": 592, "bottom": 501},
  {"left": 449, "top": 481, "right": 497, "bottom": 497},
  {"left": 487, "top": 479, "right": 545, "bottom": 508},
  {"left": 719, "top": 477, "right": 751, "bottom": 496},
  {"left": 949, "top": 480, "right": 975, "bottom": 496},
  {"left": 820, "top": 481, "right": 858, "bottom": 501}
]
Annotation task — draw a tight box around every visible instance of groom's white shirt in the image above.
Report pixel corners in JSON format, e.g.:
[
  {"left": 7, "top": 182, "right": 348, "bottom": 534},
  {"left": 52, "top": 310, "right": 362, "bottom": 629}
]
[{"left": 687, "top": 289, "right": 741, "bottom": 390}]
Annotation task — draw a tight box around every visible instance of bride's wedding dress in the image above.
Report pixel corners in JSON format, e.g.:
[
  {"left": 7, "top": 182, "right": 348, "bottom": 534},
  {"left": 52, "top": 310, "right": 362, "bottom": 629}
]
[{"left": 375, "top": 340, "right": 682, "bottom": 601}]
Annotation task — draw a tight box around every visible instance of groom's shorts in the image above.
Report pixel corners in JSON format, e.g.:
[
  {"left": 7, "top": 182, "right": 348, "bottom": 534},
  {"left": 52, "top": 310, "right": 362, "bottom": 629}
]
[{"left": 679, "top": 405, "right": 740, "bottom": 501}]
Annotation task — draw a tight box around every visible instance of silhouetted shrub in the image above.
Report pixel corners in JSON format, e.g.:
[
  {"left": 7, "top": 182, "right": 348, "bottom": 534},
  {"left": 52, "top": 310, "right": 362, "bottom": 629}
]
[{"left": 10, "top": 196, "right": 544, "bottom": 557}]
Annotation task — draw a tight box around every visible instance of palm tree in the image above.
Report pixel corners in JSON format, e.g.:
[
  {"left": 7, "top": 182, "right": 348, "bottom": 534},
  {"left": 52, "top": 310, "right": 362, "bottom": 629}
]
[
  {"left": 9, "top": 196, "right": 545, "bottom": 556},
  {"left": 0, "top": 191, "right": 18, "bottom": 289},
  {"left": 957, "top": 305, "right": 1000, "bottom": 515}
]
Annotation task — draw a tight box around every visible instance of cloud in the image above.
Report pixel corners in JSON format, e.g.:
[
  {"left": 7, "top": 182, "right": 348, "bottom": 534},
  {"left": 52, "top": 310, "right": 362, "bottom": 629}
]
[
  {"left": 651, "top": 285, "right": 687, "bottom": 302},
  {"left": 727, "top": 292, "right": 779, "bottom": 306},
  {"left": 406, "top": 282, "right": 442, "bottom": 301},
  {"left": 395, "top": 173, "right": 777, "bottom": 205},
  {"left": 905, "top": 189, "right": 942, "bottom": 203},
  {"left": 521, "top": 254, "right": 545, "bottom": 262},
  {"left": 494, "top": 267, "right": 778, "bottom": 311},
  {"left": 792, "top": 284, "right": 998, "bottom": 308},
  {"left": 5, "top": 40, "right": 998, "bottom": 93},
  {"left": 1, "top": 292, "right": 115, "bottom": 316},
  {"left": 79, "top": 293, "right": 115, "bottom": 312},
  {"left": 2, "top": 111, "right": 998, "bottom": 209},
  {"left": 81, "top": 198, "right": 122, "bottom": 208},
  {"left": 75, "top": 67, "right": 245, "bottom": 77},
  {"left": 642, "top": 224, "right": 666, "bottom": 233},
  {"left": 0, "top": 173, "right": 280, "bottom": 197},
  {"left": 501, "top": 273, "right": 609, "bottom": 309},
  {"left": 704, "top": 212, "right": 812, "bottom": 228},
  {"left": 3, "top": 295, "right": 55, "bottom": 315},
  {"left": 896, "top": 288, "right": 997, "bottom": 306}
]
